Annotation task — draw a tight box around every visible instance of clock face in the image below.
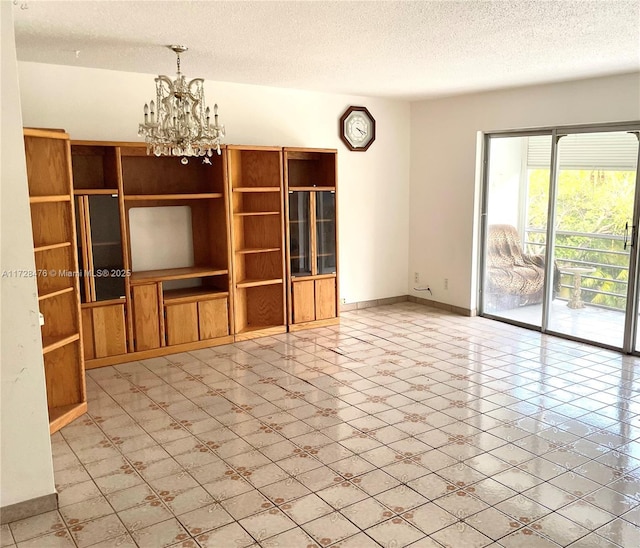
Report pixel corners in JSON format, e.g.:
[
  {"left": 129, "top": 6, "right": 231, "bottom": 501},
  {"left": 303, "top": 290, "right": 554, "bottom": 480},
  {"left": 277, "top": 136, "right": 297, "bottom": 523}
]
[{"left": 340, "top": 106, "right": 375, "bottom": 151}]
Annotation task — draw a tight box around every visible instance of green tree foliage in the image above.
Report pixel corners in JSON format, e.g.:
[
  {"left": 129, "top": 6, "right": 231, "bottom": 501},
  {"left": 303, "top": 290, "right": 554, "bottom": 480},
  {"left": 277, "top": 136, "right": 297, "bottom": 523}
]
[{"left": 526, "top": 169, "right": 634, "bottom": 310}]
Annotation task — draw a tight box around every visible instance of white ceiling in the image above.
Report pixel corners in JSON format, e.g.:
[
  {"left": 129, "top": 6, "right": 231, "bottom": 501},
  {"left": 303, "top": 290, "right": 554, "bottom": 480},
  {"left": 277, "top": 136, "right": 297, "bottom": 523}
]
[{"left": 12, "top": 0, "right": 640, "bottom": 100}]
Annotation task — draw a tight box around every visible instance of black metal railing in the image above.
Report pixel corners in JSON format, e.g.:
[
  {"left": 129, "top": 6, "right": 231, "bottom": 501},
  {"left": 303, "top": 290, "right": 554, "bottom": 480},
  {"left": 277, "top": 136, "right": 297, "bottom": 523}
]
[{"left": 524, "top": 228, "right": 629, "bottom": 310}]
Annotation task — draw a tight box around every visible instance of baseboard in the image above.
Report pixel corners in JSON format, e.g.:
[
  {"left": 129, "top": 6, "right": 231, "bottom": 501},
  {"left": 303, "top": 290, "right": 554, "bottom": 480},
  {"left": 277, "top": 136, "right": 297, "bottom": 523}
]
[
  {"left": 339, "top": 294, "right": 475, "bottom": 317},
  {"left": 408, "top": 295, "right": 476, "bottom": 317},
  {"left": 0, "top": 492, "right": 58, "bottom": 524},
  {"left": 340, "top": 295, "right": 409, "bottom": 312}
]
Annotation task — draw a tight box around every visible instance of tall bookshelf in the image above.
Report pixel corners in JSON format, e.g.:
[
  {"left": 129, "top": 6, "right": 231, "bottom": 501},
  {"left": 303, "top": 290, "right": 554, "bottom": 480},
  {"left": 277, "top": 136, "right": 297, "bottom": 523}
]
[
  {"left": 227, "top": 146, "right": 287, "bottom": 340},
  {"left": 24, "top": 128, "right": 87, "bottom": 433},
  {"left": 284, "top": 148, "right": 339, "bottom": 330}
]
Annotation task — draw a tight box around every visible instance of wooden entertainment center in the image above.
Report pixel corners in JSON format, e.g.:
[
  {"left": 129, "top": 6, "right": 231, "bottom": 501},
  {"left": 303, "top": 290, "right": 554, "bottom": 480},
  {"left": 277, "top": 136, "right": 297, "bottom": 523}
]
[{"left": 23, "top": 128, "right": 339, "bottom": 433}]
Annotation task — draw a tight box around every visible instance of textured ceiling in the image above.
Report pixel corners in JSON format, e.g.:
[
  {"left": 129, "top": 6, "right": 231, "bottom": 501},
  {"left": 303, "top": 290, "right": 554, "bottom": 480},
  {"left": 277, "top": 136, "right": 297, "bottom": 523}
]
[{"left": 12, "top": 0, "right": 640, "bottom": 100}]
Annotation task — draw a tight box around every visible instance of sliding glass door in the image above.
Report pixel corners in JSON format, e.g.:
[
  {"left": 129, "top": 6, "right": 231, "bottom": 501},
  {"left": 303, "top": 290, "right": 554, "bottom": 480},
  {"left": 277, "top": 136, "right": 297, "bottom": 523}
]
[
  {"left": 546, "top": 131, "right": 638, "bottom": 348},
  {"left": 481, "top": 134, "right": 551, "bottom": 328},
  {"left": 481, "top": 124, "right": 640, "bottom": 353}
]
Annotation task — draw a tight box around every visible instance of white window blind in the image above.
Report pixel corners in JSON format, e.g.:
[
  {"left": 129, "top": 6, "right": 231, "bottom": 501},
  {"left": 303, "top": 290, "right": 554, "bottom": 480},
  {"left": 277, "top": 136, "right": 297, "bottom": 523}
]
[{"left": 527, "top": 133, "right": 639, "bottom": 170}]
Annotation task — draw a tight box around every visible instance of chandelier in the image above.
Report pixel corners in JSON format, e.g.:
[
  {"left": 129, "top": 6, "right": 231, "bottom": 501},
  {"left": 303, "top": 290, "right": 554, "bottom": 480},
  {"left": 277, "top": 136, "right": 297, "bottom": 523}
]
[{"left": 138, "top": 45, "right": 225, "bottom": 164}]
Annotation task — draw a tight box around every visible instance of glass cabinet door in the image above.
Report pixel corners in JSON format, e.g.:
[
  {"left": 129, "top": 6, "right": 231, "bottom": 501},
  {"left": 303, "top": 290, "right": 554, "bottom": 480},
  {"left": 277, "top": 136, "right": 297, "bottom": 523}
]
[
  {"left": 316, "top": 191, "right": 336, "bottom": 274},
  {"left": 88, "top": 195, "right": 125, "bottom": 300},
  {"left": 289, "top": 192, "right": 312, "bottom": 276},
  {"left": 75, "top": 197, "right": 89, "bottom": 303}
]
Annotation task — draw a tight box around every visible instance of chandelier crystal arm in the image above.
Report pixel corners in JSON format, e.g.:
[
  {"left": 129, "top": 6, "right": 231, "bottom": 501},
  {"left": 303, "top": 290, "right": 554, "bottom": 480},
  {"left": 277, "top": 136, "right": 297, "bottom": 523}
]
[{"left": 138, "top": 45, "right": 225, "bottom": 162}]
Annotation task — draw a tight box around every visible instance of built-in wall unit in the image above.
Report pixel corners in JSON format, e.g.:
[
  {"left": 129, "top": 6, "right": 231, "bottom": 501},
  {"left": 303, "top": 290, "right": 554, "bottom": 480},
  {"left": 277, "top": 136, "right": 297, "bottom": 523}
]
[
  {"left": 284, "top": 148, "right": 339, "bottom": 329},
  {"left": 70, "top": 141, "right": 234, "bottom": 369},
  {"left": 25, "top": 131, "right": 339, "bottom": 386},
  {"left": 23, "top": 128, "right": 87, "bottom": 433}
]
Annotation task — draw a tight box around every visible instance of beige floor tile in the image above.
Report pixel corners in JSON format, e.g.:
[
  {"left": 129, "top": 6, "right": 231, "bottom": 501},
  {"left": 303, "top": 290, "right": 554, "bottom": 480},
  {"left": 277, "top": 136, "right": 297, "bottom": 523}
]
[
  {"left": 117, "top": 500, "right": 173, "bottom": 532},
  {"left": 239, "top": 507, "right": 297, "bottom": 542},
  {"left": 69, "top": 514, "right": 127, "bottom": 548},
  {"left": 15, "top": 529, "right": 75, "bottom": 548},
  {"left": 302, "top": 512, "right": 360, "bottom": 546},
  {"left": 365, "top": 517, "right": 424, "bottom": 547},
  {"left": 130, "top": 518, "right": 189, "bottom": 548},
  {"left": 280, "top": 493, "right": 334, "bottom": 525},
  {"left": 175, "top": 503, "right": 233, "bottom": 536},
  {"left": 7, "top": 304, "right": 640, "bottom": 548},
  {"left": 195, "top": 522, "right": 254, "bottom": 548},
  {"left": 9, "top": 511, "right": 65, "bottom": 543}
]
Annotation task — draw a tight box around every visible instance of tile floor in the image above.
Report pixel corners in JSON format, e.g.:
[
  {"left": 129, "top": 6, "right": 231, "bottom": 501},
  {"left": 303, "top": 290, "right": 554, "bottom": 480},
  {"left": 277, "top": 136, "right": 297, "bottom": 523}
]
[
  {"left": 3, "top": 302, "right": 640, "bottom": 548},
  {"left": 491, "top": 301, "right": 628, "bottom": 349}
]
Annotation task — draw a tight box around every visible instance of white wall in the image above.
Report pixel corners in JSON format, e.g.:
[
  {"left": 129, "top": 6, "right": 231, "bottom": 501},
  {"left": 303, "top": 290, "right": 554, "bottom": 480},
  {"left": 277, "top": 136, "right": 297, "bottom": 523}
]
[
  {"left": 1, "top": 2, "right": 56, "bottom": 509},
  {"left": 409, "top": 72, "right": 640, "bottom": 312},
  {"left": 18, "top": 62, "right": 411, "bottom": 304},
  {"left": 486, "top": 138, "right": 525, "bottom": 229}
]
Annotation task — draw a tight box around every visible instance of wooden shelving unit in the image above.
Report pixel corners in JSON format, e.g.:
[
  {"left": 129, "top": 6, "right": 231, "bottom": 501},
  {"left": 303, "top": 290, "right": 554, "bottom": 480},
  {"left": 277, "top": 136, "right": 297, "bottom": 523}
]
[
  {"left": 34, "top": 135, "right": 338, "bottom": 370},
  {"left": 70, "top": 141, "right": 234, "bottom": 367},
  {"left": 284, "top": 148, "right": 339, "bottom": 331},
  {"left": 24, "top": 129, "right": 87, "bottom": 433},
  {"left": 227, "top": 146, "right": 287, "bottom": 339}
]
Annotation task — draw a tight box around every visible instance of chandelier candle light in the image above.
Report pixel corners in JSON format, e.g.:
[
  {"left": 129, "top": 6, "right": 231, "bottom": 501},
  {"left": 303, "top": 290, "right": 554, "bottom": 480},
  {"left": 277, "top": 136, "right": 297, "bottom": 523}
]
[{"left": 138, "top": 45, "right": 225, "bottom": 164}]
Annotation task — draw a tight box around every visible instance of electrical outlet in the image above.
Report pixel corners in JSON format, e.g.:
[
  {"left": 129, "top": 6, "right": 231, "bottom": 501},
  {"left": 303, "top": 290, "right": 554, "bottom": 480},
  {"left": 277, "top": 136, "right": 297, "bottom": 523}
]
[
  {"left": 341, "top": 297, "right": 346, "bottom": 304},
  {"left": 414, "top": 272, "right": 419, "bottom": 284},
  {"left": 444, "top": 278, "right": 449, "bottom": 290}
]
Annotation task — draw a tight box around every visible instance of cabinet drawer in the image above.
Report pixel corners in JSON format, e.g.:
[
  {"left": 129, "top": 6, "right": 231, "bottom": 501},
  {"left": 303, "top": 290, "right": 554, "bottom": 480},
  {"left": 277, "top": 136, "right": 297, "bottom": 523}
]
[
  {"left": 165, "top": 302, "right": 199, "bottom": 345},
  {"left": 132, "top": 284, "right": 161, "bottom": 351},
  {"left": 199, "top": 298, "right": 229, "bottom": 339}
]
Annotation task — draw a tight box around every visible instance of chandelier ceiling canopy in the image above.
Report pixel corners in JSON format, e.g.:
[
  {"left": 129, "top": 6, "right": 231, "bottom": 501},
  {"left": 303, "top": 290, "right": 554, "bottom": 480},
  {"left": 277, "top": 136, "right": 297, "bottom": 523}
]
[{"left": 138, "top": 45, "right": 225, "bottom": 164}]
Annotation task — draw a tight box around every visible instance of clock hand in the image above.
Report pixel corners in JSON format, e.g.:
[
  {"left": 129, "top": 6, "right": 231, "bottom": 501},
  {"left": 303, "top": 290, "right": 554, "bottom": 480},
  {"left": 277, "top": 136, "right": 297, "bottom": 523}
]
[{"left": 356, "top": 128, "right": 366, "bottom": 135}]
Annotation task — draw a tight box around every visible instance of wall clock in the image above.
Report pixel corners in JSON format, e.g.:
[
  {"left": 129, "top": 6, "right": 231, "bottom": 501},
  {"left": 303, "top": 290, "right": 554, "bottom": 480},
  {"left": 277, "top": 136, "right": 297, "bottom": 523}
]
[{"left": 339, "top": 106, "right": 376, "bottom": 151}]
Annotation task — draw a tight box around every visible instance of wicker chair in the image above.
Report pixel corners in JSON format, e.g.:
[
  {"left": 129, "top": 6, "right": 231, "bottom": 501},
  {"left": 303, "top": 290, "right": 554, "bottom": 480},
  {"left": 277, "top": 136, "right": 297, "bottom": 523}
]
[{"left": 485, "top": 224, "right": 548, "bottom": 311}]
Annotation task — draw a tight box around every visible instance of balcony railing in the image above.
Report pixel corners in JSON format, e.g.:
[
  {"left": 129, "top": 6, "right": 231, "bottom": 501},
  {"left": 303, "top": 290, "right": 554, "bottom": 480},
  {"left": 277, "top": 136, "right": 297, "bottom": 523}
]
[{"left": 524, "top": 227, "right": 629, "bottom": 311}]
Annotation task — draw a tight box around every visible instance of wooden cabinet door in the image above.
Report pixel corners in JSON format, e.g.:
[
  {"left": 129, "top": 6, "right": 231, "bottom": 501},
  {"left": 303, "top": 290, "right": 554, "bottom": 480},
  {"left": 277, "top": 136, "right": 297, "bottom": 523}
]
[
  {"left": 315, "top": 278, "right": 337, "bottom": 320},
  {"left": 82, "top": 308, "right": 95, "bottom": 360},
  {"left": 165, "top": 303, "right": 199, "bottom": 346},
  {"left": 293, "top": 280, "right": 315, "bottom": 323},
  {"left": 132, "top": 284, "right": 161, "bottom": 351},
  {"left": 92, "top": 303, "right": 127, "bottom": 358},
  {"left": 199, "top": 298, "right": 229, "bottom": 339}
]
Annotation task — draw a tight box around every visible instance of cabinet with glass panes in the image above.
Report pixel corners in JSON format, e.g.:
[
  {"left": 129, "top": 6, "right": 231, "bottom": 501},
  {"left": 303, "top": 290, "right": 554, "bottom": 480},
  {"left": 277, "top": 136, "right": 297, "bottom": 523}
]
[{"left": 284, "top": 148, "right": 339, "bottom": 330}]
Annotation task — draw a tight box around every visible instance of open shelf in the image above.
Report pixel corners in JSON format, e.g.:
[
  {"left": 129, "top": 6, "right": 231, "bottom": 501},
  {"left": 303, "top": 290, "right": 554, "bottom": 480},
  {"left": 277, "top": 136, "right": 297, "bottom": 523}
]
[
  {"left": 49, "top": 402, "right": 88, "bottom": 434},
  {"left": 71, "top": 144, "right": 119, "bottom": 191},
  {"left": 24, "top": 134, "right": 73, "bottom": 196},
  {"left": 288, "top": 186, "right": 336, "bottom": 192},
  {"left": 234, "top": 211, "right": 280, "bottom": 217},
  {"left": 34, "top": 241, "right": 72, "bottom": 253},
  {"left": 74, "top": 188, "right": 118, "bottom": 195},
  {"left": 234, "top": 187, "right": 281, "bottom": 193},
  {"left": 237, "top": 278, "right": 283, "bottom": 288},
  {"left": 38, "top": 286, "right": 75, "bottom": 302},
  {"left": 125, "top": 193, "right": 223, "bottom": 201},
  {"left": 42, "top": 333, "right": 80, "bottom": 354},
  {"left": 131, "top": 266, "right": 228, "bottom": 284},
  {"left": 236, "top": 324, "right": 282, "bottom": 336},
  {"left": 236, "top": 247, "right": 281, "bottom": 255},
  {"left": 121, "top": 153, "right": 225, "bottom": 194},
  {"left": 30, "top": 195, "right": 72, "bottom": 204},
  {"left": 285, "top": 149, "right": 337, "bottom": 189},
  {"left": 234, "top": 283, "right": 285, "bottom": 333},
  {"left": 163, "top": 288, "right": 229, "bottom": 304}
]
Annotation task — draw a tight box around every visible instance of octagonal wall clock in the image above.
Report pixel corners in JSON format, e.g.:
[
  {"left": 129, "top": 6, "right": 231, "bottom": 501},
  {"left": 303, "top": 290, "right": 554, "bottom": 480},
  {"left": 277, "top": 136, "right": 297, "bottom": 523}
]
[{"left": 339, "top": 106, "right": 376, "bottom": 151}]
